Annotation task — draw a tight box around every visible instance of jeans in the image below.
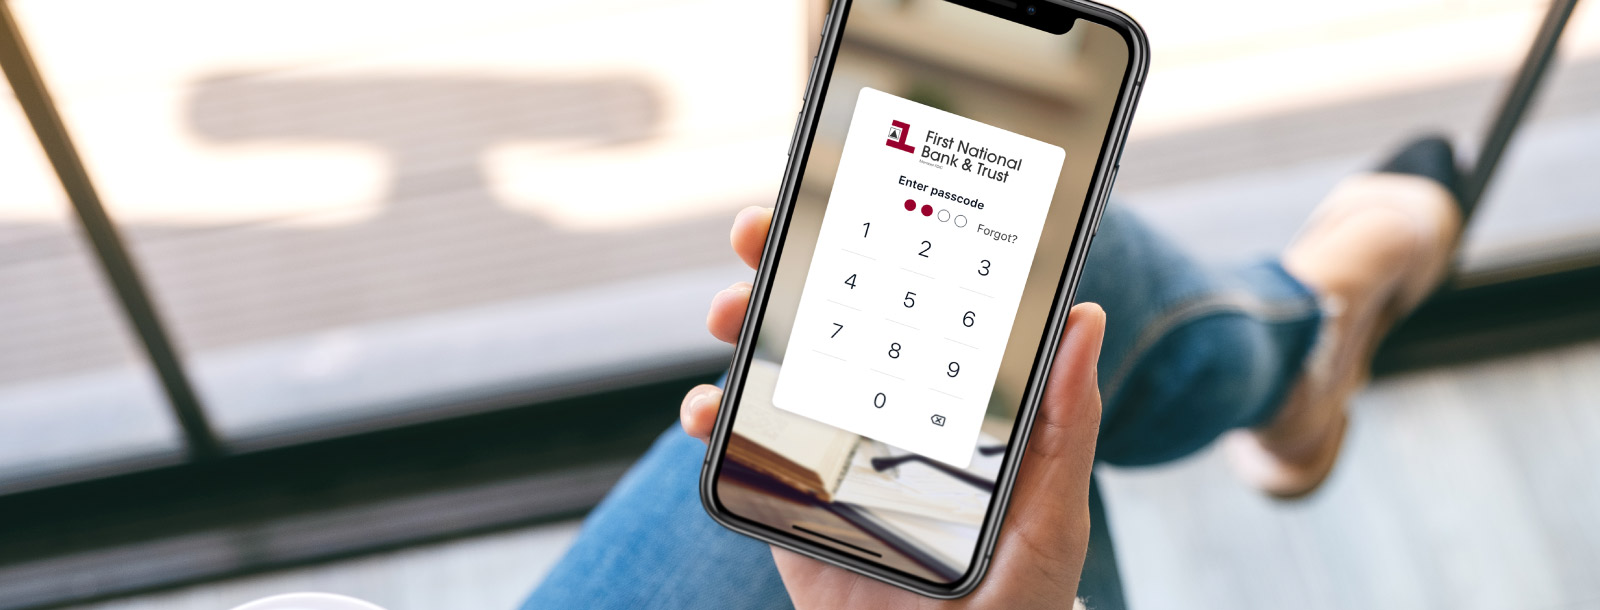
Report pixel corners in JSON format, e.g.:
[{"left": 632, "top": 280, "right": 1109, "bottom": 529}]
[{"left": 521, "top": 206, "right": 1321, "bottom": 609}]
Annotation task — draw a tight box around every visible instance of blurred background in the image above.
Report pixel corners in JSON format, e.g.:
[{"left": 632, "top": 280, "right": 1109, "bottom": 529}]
[{"left": 0, "top": 0, "right": 1596, "bottom": 608}]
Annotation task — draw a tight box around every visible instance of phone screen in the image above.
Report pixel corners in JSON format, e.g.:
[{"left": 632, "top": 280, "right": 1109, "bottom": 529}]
[{"left": 711, "top": 0, "right": 1137, "bottom": 585}]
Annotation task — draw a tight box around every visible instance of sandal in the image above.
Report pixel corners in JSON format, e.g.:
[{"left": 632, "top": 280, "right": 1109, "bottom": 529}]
[{"left": 1223, "top": 137, "right": 1467, "bottom": 500}]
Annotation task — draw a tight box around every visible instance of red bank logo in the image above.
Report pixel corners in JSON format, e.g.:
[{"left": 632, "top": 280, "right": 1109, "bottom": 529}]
[{"left": 886, "top": 120, "right": 916, "bottom": 153}]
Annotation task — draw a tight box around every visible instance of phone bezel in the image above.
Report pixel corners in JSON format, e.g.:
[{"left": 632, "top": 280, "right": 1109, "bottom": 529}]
[{"left": 699, "top": 0, "right": 1150, "bottom": 598}]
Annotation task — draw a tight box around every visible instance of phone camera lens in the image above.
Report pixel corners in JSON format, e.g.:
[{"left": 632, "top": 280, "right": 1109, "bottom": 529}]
[{"left": 1026, "top": 5, "right": 1036, "bottom": 15}]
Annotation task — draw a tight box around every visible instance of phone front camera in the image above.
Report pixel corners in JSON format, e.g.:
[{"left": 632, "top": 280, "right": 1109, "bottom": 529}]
[{"left": 1026, "top": 5, "right": 1036, "bottom": 15}]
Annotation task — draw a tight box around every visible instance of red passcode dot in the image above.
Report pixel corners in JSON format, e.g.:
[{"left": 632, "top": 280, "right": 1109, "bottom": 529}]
[
  {"left": 904, "top": 199, "right": 916, "bottom": 211},
  {"left": 921, "top": 205, "right": 933, "bottom": 217}
]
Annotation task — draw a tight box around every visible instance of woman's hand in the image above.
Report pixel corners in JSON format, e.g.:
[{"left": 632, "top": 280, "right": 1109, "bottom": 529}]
[{"left": 681, "top": 206, "right": 1105, "bottom": 609}]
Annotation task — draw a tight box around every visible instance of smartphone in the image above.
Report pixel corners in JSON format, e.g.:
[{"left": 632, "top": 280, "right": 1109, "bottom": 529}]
[{"left": 700, "top": 0, "right": 1147, "bottom": 597}]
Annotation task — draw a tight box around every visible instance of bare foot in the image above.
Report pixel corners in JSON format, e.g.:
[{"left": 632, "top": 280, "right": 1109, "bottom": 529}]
[{"left": 1225, "top": 172, "right": 1461, "bottom": 499}]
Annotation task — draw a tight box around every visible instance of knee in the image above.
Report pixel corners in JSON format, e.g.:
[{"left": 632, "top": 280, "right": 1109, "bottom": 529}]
[{"left": 1096, "top": 311, "right": 1278, "bottom": 466}]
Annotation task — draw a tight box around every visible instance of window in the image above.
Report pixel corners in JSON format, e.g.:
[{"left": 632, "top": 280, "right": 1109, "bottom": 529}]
[
  {"left": 1111, "top": 0, "right": 1600, "bottom": 278},
  {"left": 8, "top": 0, "right": 810, "bottom": 444},
  {"left": 0, "top": 88, "right": 179, "bottom": 490}
]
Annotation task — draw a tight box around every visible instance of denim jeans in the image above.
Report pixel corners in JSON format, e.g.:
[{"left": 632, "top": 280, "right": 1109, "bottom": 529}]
[{"left": 520, "top": 206, "right": 1321, "bottom": 609}]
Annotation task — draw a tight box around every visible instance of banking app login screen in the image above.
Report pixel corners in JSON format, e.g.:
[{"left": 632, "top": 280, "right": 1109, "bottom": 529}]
[{"left": 772, "top": 88, "right": 1066, "bottom": 467}]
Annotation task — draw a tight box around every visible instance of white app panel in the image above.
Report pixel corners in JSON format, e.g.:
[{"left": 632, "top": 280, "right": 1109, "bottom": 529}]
[{"left": 772, "top": 87, "right": 1065, "bottom": 468}]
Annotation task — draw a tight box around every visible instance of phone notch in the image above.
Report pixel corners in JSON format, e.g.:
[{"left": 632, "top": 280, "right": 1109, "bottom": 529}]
[{"left": 946, "top": 0, "right": 1077, "bottom": 35}]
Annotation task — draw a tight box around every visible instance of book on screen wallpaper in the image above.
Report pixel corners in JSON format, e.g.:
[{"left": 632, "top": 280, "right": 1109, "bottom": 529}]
[{"left": 727, "top": 360, "right": 862, "bottom": 502}]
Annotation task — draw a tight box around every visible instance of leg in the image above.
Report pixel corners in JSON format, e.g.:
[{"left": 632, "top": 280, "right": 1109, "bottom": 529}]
[
  {"left": 1080, "top": 476, "right": 1126, "bottom": 610},
  {"left": 1081, "top": 206, "right": 1321, "bottom": 466},
  {"left": 526, "top": 135, "right": 1468, "bottom": 604},
  {"left": 1071, "top": 206, "right": 1320, "bottom": 609},
  {"left": 519, "top": 426, "right": 792, "bottom": 610},
  {"left": 522, "top": 204, "right": 1319, "bottom": 608},
  {"left": 1228, "top": 160, "right": 1461, "bottom": 498}
]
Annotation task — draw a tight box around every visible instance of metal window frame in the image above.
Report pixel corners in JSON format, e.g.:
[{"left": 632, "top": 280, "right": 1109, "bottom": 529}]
[{"left": 0, "top": 0, "right": 218, "bottom": 460}]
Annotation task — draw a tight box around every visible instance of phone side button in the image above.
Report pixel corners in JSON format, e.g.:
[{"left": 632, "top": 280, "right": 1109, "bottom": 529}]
[
  {"left": 1091, "top": 164, "right": 1119, "bottom": 238},
  {"left": 802, "top": 53, "right": 821, "bottom": 102},
  {"left": 1105, "top": 164, "right": 1120, "bottom": 202},
  {"left": 787, "top": 110, "right": 802, "bottom": 157}
]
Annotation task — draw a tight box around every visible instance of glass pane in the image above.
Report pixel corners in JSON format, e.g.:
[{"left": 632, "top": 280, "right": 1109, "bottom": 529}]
[
  {"left": 0, "top": 87, "right": 181, "bottom": 487},
  {"left": 1106, "top": 0, "right": 1590, "bottom": 266},
  {"left": 1460, "top": 0, "right": 1600, "bottom": 275},
  {"left": 9, "top": 0, "right": 810, "bottom": 439}
]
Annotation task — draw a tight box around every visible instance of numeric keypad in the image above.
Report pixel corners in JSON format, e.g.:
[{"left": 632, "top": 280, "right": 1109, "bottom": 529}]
[{"left": 770, "top": 87, "right": 1066, "bottom": 469}]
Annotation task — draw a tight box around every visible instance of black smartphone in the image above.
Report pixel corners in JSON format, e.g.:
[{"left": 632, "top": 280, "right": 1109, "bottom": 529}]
[{"left": 700, "top": 0, "right": 1147, "bottom": 598}]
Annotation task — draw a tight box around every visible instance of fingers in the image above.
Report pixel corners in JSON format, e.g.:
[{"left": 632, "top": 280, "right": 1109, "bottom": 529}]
[
  {"left": 1014, "top": 302, "right": 1104, "bottom": 524},
  {"left": 680, "top": 384, "right": 723, "bottom": 441},
  {"left": 707, "top": 282, "right": 753, "bottom": 344},
  {"left": 731, "top": 206, "right": 774, "bottom": 269},
  {"left": 978, "top": 303, "right": 1105, "bottom": 607},
  {"left": 1027, "top": 302, "right": 1106, "bottom": 482},
  {"left": 691, "top": 207, "right": 765, "bottom": 440}
]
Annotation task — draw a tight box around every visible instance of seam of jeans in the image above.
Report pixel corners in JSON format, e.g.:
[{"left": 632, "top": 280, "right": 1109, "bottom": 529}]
[{"left": 1103, "top": 292, "right": 1319, "bottom": 405}]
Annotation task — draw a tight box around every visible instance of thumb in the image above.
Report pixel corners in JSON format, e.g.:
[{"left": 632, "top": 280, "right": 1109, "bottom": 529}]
[{"left": 975, "top": 302, "right": 1105, "bottom": 607}]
